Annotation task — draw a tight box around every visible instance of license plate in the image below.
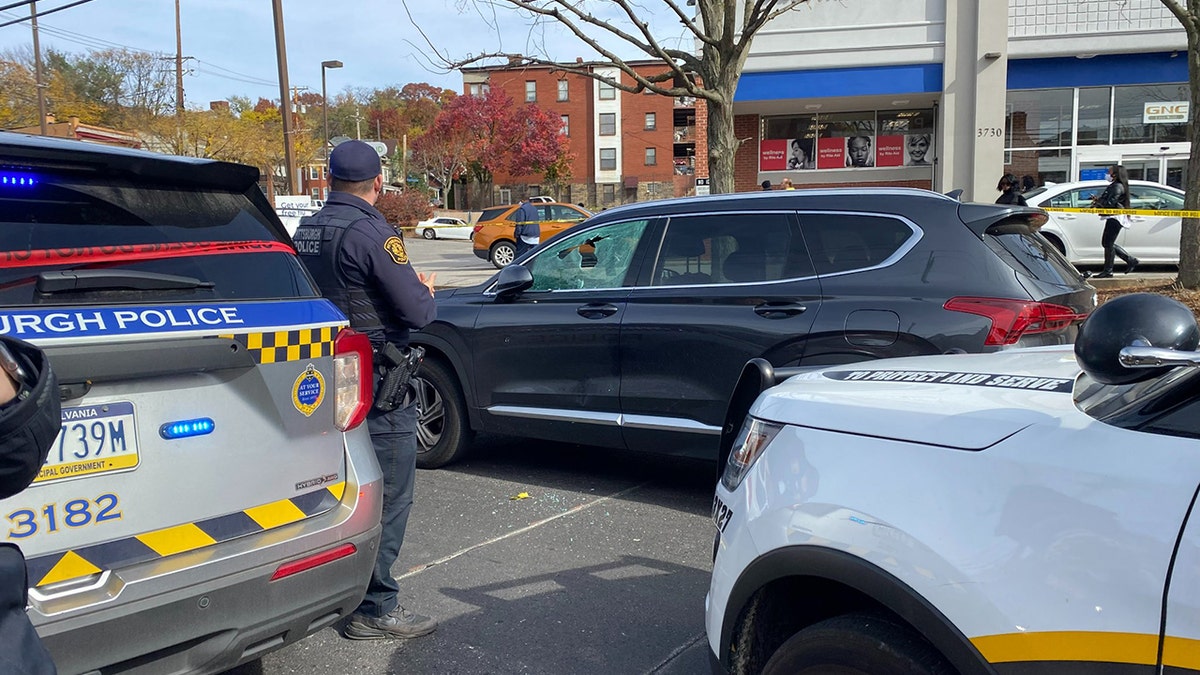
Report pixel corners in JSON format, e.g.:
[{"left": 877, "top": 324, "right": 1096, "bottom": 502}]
[
  {"left": 712, "top": 494, "right": 733, "bottom": 533},
  {"left": 34, "top": 402, "right": 140, "bottom": 485}
]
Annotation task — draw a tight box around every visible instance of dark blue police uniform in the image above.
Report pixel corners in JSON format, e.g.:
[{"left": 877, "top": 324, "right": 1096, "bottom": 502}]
[
  {"left": 293, "top": 141, "right": 436, "bottom": 635},
  {"left": 0, "top": 336, "right": 60, "bottom": 674},
  {"left": 513, "top": 199, "right": 540, "bottom": 257}
]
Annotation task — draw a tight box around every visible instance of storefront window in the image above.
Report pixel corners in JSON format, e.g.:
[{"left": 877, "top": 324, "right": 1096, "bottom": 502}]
[
  {"left": 1006, "top": 88, "right": 1072, "bottom": 148},
  {"left": 1076, "top": 87, "right": 1111, "bottom": 145},
  {"left": 1114, "top": 83, "right": 1189, "bottom": 144},
  {"left": 761, "top": 110, "right": 935, "bottom": 171},
  {"left": 1004, "top": 149, "right": 1071, "bottom": 188}
]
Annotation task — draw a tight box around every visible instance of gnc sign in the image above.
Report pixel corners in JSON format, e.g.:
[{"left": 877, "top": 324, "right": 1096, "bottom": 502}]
[{"left": 1144, "top": 101, "right": 1189, "bottom": 124}]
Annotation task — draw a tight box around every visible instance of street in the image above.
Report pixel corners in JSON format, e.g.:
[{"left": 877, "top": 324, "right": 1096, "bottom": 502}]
[{"left": 224, "top": 435, "right": 717, "bottom": 675}]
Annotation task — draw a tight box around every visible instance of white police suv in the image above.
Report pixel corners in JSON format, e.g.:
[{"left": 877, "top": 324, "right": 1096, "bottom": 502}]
[
  {"left": 0, "top": 134, "right": 382, "bottom": 674},
  {"left": 708, "top": 292, "right": 1200, "bottom": 674}
]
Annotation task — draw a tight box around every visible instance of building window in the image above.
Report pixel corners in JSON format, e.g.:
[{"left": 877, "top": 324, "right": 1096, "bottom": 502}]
[
  {"left": 599, "top": 113, "right": 616, "bottom": 136},
  {"left": 1077, "top": 86, "right": 1112, "bottom": 146},
  {"left": 645, "top": 113, "right": 656, "bottom": 130},
  {"left": 311, "top": 188, "right": 320, "bottom": 199},
  {"left": 309, "top": 166, "right": 320, "bottom": 180},
  {"left": 469, "top": 83, "right": 489, "bottom": 97},
  {"left": 600, "top": 148, "right": 617, "bottom": 171},
  {"left": 1006, "top": 88, "right": 1073, "bottom": 148},
  {"left": 561, "top": 114, "right": 570, "bottom": 136},
  {"left": 499, "top": 188, "right": 512, "bottom": 204},
  {"left": 557, "top": 80, "right": 568, "bottom": 101},
  {"left": 645, "top": 147, "right": 656, "bottom": 165},
  {"left": 1114, "top": 83, "right": 1188, "bottom": 144},
  {"left": 525, "top": 81, "right": 537, "bottom": 103},
  {"left": 599, "top": 81, "right": 616, "bottom": 100},
  {"left": 602, "top": 183, "right": 616, "bottom": 201}
]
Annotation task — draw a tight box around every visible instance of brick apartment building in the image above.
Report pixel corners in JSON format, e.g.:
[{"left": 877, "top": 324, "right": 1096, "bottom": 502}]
[{"left": 462, "top": 60, "right": 704, "bottom": 210}]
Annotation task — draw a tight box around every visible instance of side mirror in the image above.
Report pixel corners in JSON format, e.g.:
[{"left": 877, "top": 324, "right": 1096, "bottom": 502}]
[
  {"left": 1075, "top": 293, "right": 1200, "bottom": 385},
  {"left": 492, "top": 264, "right": 533, "bottom": 298}
]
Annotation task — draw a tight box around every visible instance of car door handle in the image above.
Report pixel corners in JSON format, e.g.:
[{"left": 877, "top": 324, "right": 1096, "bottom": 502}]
[
  {"left": 754, "top": 302, "right": 808, "bottom": 318},
  {"left": 577, "top": 303, "right": 620, "bottom": 319}
]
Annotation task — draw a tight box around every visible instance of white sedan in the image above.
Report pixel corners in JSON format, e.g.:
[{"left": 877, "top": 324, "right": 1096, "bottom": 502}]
[
  {"left": 416, "top": 216, "right": 472, "bottom": 240},
  {"left": 707, "top": 292, "right": 1200, "bottom": 674},
  {"left": 1025, "top": 179, "right": 1185, "bottom": 266}
]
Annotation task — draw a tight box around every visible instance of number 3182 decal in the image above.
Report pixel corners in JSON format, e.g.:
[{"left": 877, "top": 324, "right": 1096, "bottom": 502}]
[{"left": 7, "top": 493, "right": 122, "bottom": 539}]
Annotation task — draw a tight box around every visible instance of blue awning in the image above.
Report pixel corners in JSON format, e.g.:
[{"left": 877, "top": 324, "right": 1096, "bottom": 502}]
[
  {"left": 735, "top": 63, "right": 944, "bottom": 101},
  {"left": 1008, "top": 52, "right": 1186, "bottom": 89}
]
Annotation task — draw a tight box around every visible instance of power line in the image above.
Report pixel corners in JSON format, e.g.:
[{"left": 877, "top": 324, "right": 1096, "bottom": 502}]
[{"left": 0, "top": 0, "right": 98, "bottom": 29}]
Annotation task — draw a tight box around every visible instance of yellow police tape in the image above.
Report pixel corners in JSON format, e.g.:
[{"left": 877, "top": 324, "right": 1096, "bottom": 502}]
[{"left": 1043, "top": 207, "right": 1200, "bottom": 218}]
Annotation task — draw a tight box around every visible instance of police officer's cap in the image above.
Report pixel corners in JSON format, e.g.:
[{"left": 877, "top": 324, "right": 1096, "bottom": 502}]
[{"left": 329, "top": 140, "right": 382, "bottom": 181}]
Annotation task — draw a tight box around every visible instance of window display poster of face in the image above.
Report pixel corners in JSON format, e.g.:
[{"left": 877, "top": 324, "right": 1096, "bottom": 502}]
[
  {"left": 845, "top": 136, "right": 875, "bottom": 167},
  {"left": 904, "top": 134, "right": 932, "bottom": 165}
]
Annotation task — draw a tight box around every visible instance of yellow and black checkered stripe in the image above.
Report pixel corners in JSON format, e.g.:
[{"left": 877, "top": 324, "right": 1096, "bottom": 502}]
[
  {"left": 25, "top": 482, "right": 345, "bottom": 588},
  {"left": 220, "top": 327, "right": 336, "bottom": 364}
]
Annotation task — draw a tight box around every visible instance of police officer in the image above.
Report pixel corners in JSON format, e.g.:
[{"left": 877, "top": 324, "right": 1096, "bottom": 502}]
[
  {"left": 293, "top": 140, "right": 438, "bottom": 640},
  {"left": 0, "top": 336, "right": 60, "bottom": 674}
]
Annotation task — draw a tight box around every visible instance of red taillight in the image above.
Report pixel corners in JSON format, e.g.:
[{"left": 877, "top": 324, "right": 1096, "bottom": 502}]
[
  {"left": 472, "top": 225, "right": 483, "bottom": 233},
  {"left": 333, "top": 328, "right": 373, "bottom": 431},
  {"left": 270, "top": 543, "right": 357, "bottom": 581},
  {"left": 944, "top": 297, "right": 1089, "bottom": 346}
]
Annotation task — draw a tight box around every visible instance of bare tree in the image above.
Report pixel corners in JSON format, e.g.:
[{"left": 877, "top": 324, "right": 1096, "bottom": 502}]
[
  {"left": 1162, "top": 0, "right": 1200, "bottom": 288},
  {"left": 407, "top": 0, "right": 809, "bottom": 194}
]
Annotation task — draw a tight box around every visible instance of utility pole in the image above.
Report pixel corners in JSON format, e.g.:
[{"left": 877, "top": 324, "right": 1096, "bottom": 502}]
[
  {"left": 351, "top": 107, "right": 363, "bottom": 140},
  {"left": 30, "top": 1, "right": 47, "bottom": 135},
  {"left": 271, "top": 0, "right": 297, "bottom": 195},
  {"left": 174, "top": 0, "right": 184, "bottom": 117}
]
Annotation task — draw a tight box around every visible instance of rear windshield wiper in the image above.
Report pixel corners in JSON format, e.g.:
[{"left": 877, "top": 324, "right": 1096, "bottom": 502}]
[{"left": 36, "top": 270, "right": 216, "bottom": 293}]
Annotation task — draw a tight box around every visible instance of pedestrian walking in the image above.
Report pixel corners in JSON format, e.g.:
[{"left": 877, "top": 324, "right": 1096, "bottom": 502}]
[
  {"left": 293, "top": 140, "right": 439, "bottom": 640},
  {"left": 513, "top": 194, "right": 540, "bottom": 258},
  {"left": 1091, "top": 164, "right": 1139, "bottom": 278}
]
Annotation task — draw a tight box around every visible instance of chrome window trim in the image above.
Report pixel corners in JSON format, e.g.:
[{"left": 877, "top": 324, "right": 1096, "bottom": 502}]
[{"left": 486, "top": 405, "right": 721, "bottom": 435}]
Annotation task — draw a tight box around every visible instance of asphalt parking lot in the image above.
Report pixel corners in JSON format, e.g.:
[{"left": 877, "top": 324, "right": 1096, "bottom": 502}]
[{"left": 224, "top": 434, "right": 718, "bottom": 675}]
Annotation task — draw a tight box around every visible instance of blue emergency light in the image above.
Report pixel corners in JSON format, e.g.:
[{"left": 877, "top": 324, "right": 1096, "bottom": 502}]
[
  {"left": 159, "top": 418, "right": 215, "bottom": 440},
  {"left": 0, "top": 172, "right": 37, "bottom": 188}
]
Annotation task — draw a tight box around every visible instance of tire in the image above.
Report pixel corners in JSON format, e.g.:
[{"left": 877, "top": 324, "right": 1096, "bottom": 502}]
[
  {"left": 762, "top": 613, "right": 954, "bottom": 675},
  {"left": 422, "top": 228, "right": 436, "bottom": 240},
  {"left": 413, "top": 358, "right": 473, "bottom": 469},
  {"left": 490, "top": 240, "right": 517, "bottom": 268}
]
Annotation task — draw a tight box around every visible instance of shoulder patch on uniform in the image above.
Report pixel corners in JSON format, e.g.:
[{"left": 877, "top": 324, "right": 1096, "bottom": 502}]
[{"left": 383, "top": 236, "right": 409, "bottom": 265}]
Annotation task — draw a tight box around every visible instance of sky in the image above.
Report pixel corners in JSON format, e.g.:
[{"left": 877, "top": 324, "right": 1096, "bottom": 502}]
[{"left": 0, "top": 0, "right": 687, "bottom": 108}]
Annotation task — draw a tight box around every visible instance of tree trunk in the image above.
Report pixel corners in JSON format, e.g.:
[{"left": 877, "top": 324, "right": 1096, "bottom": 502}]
[
  {"left": 706, "top": 94, "right": 739, "bottom": 194},
  {"left": 1182, "top": 26, "right": 1200, "bottom": 288}
]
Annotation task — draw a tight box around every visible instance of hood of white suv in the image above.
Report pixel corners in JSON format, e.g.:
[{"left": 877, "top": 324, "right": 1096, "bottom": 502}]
[{"left": 751, "top": 346, "right": 1083, "bottom": 450}]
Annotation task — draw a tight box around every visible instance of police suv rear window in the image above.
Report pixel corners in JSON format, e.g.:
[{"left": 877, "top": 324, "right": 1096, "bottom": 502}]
[{"left": 0, "top": 174, "right": 318, "bottom": 305}]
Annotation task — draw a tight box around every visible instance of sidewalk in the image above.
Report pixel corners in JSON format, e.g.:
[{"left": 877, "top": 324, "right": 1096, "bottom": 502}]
[{"left": 1085, "top": 271, "right": 1176, "bottom": 290}]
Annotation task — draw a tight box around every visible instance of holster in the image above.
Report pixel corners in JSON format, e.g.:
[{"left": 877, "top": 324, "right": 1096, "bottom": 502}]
[{"left": 372, "top": 343, "right": 424, "bottom": 412}]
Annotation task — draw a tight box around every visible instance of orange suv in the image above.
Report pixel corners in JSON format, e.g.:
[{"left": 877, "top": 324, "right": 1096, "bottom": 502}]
[{"left": 472, "top": 202, "right": 592, "bottom": 268}]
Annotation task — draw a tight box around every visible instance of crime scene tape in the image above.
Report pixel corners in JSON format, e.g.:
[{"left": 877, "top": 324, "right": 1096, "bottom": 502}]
[{"left": 1042, "top": 207, "right": 1200, "bottom": 218}]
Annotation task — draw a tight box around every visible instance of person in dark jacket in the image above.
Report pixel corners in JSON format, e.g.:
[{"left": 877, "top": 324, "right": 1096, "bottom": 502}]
[
  {"left": 995, "top": 174, "right": 1028, "bottom": 206},
  {"left": 293, "top": 140, "right": 439, "bottom": 640},
  {"left": 513, "top": 194, "right": 540, "bottom": 258},
  {"left": 1091, "top": 164, "right": 1139, "bottom": 278},
  {"left": 0, "top": 336, "right": 60, "bottom": 674}
]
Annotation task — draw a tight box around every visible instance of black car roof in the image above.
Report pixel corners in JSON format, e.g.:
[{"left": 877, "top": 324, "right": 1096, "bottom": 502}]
[
  {"left": 584, "top": 187, "right": 963, "bottom": 224},
  {"left": 0, "top": 131, "right": 261, "bottom": 192}
]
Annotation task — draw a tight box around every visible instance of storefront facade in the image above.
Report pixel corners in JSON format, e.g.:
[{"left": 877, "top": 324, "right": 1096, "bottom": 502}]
[{"left": 732, "top": 0, "right": 1187, "bottom": 201}]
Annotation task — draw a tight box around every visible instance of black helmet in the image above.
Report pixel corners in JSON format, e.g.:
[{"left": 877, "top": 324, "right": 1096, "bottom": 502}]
[{"left": 1075, "top": 293, "right": 1200, "bottom": 385}]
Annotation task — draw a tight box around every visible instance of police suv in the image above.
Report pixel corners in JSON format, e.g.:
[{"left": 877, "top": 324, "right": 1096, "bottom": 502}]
[
  {"left": 708, "top": 293, "right": 1200, "bottom": 674},
  {"left": 0, "top": 135, "right": 382, "bottom": 674}
]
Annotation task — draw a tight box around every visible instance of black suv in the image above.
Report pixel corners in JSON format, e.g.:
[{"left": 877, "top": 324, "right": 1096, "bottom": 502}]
[{"left": 411, "top": 188, "right": 1095, "bottom": 468}]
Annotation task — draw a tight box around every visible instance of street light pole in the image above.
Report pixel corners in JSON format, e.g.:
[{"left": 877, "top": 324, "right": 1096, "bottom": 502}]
[{"left": 320, "top": 60, "right": 342, "bottom": 158}]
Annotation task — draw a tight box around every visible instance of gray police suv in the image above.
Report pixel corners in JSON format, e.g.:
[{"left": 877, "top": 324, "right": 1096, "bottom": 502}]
[
  {"left": 412, "top": 188, "right": 1095, "bottom": 469},
  {"left": 0, "top": 134, "right": 382, "bottom": 674}
]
